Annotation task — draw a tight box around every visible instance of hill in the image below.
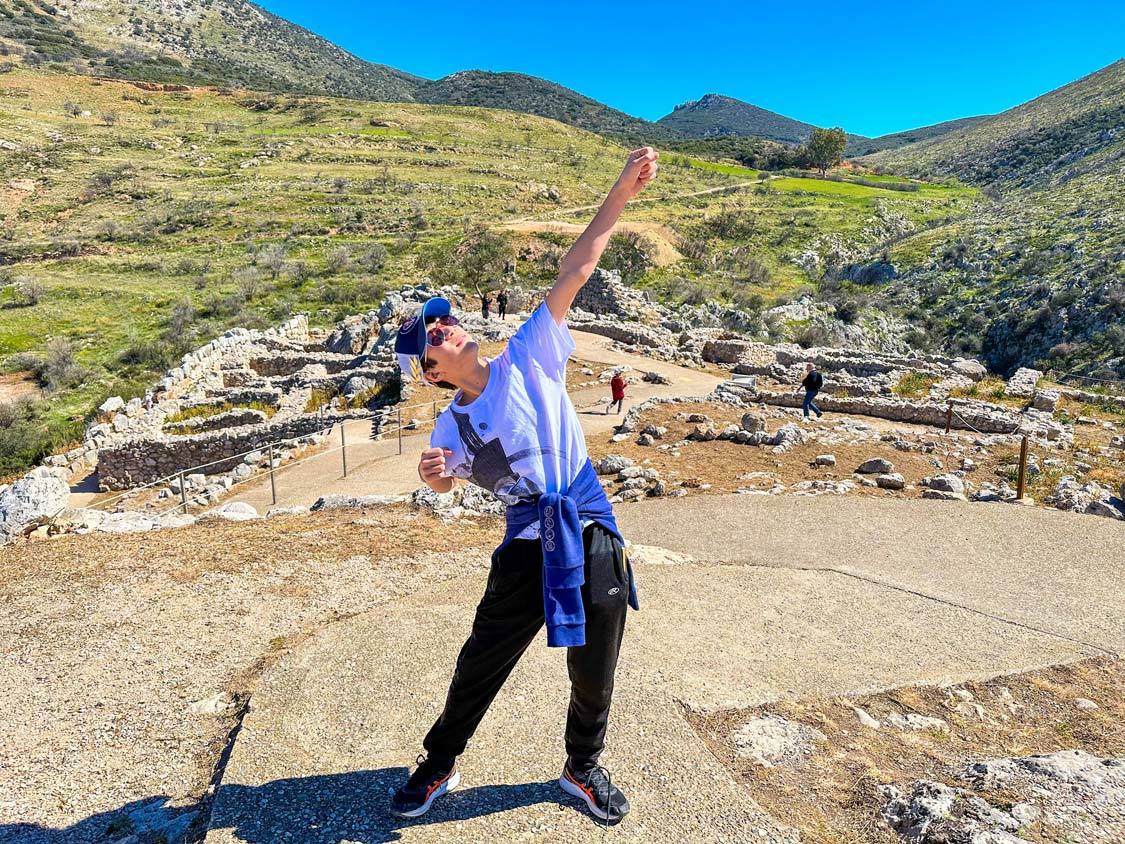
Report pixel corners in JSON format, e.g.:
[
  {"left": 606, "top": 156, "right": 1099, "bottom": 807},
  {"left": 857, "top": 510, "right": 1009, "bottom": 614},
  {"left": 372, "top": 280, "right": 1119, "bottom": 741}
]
[
  {"left": 0, "top": 0, "right": 421, "bottom": 101},
  {"left": 868, "top": 59, "right": 1125, "bottom": 188},
  {"left": 854, "top": 59, "right": 1125, "bottom": 376},
  {"left": 845, "top": 115, "right": 991, "bottom": 156},
  {"left": 0, "top": 68, "right": 975, "bottom": 477},
  {"left": 417, "top": 70, "right": 659, "bottom": 139},
  {"left": 657, "top": 93, "right": 821, "bottom": 143}
]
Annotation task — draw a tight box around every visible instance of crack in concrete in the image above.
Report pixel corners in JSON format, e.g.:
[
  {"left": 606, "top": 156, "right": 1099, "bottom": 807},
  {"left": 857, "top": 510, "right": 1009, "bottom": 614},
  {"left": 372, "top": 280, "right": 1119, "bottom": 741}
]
[{"left": 716, "top": 559, "right": 1120, "bottom": 659}]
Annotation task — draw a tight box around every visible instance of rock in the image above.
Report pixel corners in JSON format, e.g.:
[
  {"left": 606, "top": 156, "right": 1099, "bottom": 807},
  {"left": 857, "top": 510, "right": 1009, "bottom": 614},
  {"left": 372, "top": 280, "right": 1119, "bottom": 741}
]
[
  {"left": 97, "top": 512, "right": 158, "bottom": 533},
  {"left": 47, "top": 507, "right": 106, "bottom": 535},
  {"left": 311, "top": 494, "right": 407, "bottom": 511},
  {"left": 685, "top": 413, "right": 712, "bottom": 424},
  {"left": 595, "top": 455, "right": 634, "bottom": 475},
  {"left": 266, "top": 505, "right": 309, "bottom": 518},
  {"left": 923, "top": 474, "right": 965, "bottom": 495},
  {"left": 1032, "top": 389, "right": 1060, "bottom": 412},
  {"left": 848, "top": 704, "right": 881, "bottom": 729},
  {"left": 922, "top": 489, "right": 968, "bottom": 502},
  {"left": 201, "top": 502, "right": 259, "bottom": 522},
  {"left": 643, "top": 371, "right": 670, "bottom": 385},
  {"left": 814, "top": 454, "right": 837, "bottom": 467},
  {"left": 640, "top": 424, "right": 664, "bottom": 439},
  {"left": 951, "top": 358, "right": 988, "bottom": 380},
  {"left": 0, "top": 468, "right": 70, "bottom": 541},
  {"left": 730, "top": 715, "right": 826, "bottom": 768},
  {"left": 687, "top": 422, "right": 718, "bottom": 441},
  {"left": 741, "top": 413, "right": 767, "bottom": 433},
  {"left": 770, "top": 422, "right": 806, "bottom": 453},
  {"left": 1086, "top": 499, "right": 1124, "bottom": 520},
  {"left": 158, "top": 513, "right": 196, "bottom": 529},
  {"left": 880, "top": 780, "right": 1024, "bottom": 844},
  {"left": 1005, "top": 367, "right": 1043, "bottom": 398},
  {"left": 648, "top": 480, "right": 667, "bottom": 497},
  {"left": 636, "top": 433, "right": 655, "bottom": 446},
  {"left": 960, "top": 457, "right": 977, "bottom": 472},
  {"left": 1074, "top": 697, "right": 1099, "bottom": 710},
  {"left": 876, "top": 473, "right": 906, "bottom": 490},
  {"left": 188, "top": 692, "right": 237, "bottom": 715},
  {"left": 857, "top": 457, "right": 895, "bottom": 474},
  {"left": 99, "top": 396, "right": 126, "bottom": 414},
  {"left": 717, "top": 423, "right": 741, "bottom": 440}
]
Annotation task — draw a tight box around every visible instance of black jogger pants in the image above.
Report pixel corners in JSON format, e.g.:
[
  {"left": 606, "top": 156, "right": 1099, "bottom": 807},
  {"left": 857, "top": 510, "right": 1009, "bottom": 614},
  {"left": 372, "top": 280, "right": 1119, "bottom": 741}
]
[{"left": 423, "top": 523, "right": 630, "bottom": 769}]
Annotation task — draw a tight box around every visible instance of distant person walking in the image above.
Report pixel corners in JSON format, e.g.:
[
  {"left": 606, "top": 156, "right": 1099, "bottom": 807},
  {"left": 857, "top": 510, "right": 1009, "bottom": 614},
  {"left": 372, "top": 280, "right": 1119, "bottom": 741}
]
[
  {"left": 497, "top": 289, "right": 509, "bottom": 320},
  {"left": 798, "top": 362, "right": 824, "bottom": 419},
  {"left": 608, "top": 372, "right": 626, "bottom": 415},
  {"left": 478, "top": 287, "right": 492, "bottom": 321}
]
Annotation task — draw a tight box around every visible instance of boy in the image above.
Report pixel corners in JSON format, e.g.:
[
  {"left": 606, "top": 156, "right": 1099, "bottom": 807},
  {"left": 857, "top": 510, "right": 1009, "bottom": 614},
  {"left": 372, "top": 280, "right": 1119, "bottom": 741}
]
[{"left": 390, "top": 147, "right": 658, "bottom": 824}]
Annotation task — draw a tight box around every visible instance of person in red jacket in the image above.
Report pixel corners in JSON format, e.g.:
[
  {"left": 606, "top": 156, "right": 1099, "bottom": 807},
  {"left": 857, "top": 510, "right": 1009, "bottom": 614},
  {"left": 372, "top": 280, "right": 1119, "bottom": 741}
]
[{"left": 608, "top": 372, "right": 626, "bottom": 415}]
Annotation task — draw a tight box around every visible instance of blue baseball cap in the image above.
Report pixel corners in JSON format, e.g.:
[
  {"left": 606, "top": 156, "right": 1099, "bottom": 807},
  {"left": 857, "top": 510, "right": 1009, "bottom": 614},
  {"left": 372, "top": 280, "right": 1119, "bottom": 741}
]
[{"left": 394, "top": 296, "right": 452, "bottom": 377}]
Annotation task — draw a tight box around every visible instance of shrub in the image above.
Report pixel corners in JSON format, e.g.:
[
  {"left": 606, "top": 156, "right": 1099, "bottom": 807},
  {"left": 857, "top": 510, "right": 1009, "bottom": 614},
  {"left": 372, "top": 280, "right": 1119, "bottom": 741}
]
[
  {"left": 43, "top": 338, "right": 84, "bottom": 391},
  {"left": 16, "top": 276, "right": 44, "bottom": 306},
  {"left": 325, "top": 246, "right": 353, "bottom": 275},
  {"left": 600, "top": 230, "right": 655, "bottom": 281},
  {"left": 793, "top": 323, "right": 831, "bottom": 349},
  {"left": 357, "top": 243, "right": 388, "bottom": 273},
  {"left": 256, "top": 243, "right": 286, "bottom": 279},
  {"left": 233, "top": 266, "right": 263, "bottom": 300},
  {"left": 0, "top": 398, "right": 81, "bottom": 477}
]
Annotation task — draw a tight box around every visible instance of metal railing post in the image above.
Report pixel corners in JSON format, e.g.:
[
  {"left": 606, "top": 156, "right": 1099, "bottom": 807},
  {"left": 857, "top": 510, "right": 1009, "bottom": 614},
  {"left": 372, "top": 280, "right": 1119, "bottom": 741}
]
[
  {"left": 397, "top": 407, "right": 403, "bottom": 455},
  {"left": 340, "top": 423, "right": 348, "bottom": 478},
  {"left": 1016, "top": 434, "right": 1029, "bottom": 501},
  {"left": 268, "top": 442, "right": 277, "bottom": 505},
  {"left": 178, "top": 470, "right": 187, "bottom": 514}
]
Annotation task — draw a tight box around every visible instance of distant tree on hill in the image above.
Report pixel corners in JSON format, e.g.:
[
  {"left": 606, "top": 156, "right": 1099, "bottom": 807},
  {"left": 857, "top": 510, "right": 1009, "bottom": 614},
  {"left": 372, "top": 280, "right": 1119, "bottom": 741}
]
[
  {"left": 418, "top": 225, "right": 513, "bottom": 292},
  {"left": 804, "top": 127, "right": 847, "bottom": 176}
]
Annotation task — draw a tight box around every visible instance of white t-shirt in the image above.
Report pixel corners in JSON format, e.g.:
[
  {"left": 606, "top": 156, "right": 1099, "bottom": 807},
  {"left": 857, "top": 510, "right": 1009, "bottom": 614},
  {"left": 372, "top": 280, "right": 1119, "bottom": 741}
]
[{"left": 429, "top": 302, "right": 587, "bottom": 537}]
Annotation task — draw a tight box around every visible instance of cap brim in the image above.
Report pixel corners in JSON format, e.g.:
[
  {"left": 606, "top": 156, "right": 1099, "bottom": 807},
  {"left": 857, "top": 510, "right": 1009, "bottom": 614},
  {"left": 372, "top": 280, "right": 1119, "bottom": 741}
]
[{"left": 394, "top": 296, "right": 453, "bottom": 366}]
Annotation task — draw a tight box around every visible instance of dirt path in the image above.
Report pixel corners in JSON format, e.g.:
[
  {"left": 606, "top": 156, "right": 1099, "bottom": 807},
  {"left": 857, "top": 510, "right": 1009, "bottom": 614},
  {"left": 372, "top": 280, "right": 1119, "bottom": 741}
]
[{"left": 221, "top": 329, "right": 721, "bottom": 511}]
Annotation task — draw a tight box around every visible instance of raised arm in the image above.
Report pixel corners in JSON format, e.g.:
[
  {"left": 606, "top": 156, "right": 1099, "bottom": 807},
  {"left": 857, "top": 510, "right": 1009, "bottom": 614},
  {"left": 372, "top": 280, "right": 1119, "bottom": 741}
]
[{"left": 546, "top": 147, "right": 658, "bottom": 323}]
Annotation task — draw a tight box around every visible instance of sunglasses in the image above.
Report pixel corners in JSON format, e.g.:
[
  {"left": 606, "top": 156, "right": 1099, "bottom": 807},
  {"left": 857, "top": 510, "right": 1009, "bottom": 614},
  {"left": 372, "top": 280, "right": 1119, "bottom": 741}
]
[{"left": 425, "top": 314, "right": 461, "bottom": 347}]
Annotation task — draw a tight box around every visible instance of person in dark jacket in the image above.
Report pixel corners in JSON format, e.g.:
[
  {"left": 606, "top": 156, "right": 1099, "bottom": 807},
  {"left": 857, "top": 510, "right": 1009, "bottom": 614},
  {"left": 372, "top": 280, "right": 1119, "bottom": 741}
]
[
  {"left": 798, "top": 362, "right": 824, "bottom": 419},
  {"left": 496, "top": 288, "right": 508, "bottom": 320}
]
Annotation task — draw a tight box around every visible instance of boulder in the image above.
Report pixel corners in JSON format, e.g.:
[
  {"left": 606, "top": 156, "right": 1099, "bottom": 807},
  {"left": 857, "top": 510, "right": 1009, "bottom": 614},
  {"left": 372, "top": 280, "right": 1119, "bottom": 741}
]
[
  {"left": 0, "top": 468, "right": 70, "bottom": 541},
  {"left": 97, "top": 511, "right": 158, "bottom": 533},
  {"left": 740, "top": 413, "right": 767, "bottom": 433},
  {"left": 99, "top": 396, "right": 126, "bottom": 414},
  {"left": 857, "top": 458, "right": 895, "bottom": 474},
  {"left": 687, "top": 422, "right": 718, "bottom": 442},
  {"left": 814, "top": 454, "right": 837, "bottom": 467},
  {"left": 1032, "top": 389, "right": 1060, "bottom": 412},
  {"left": 201, "top": 502, "right": 259, "bottom": 522},
  {"left": 876, "top": 473, "right": 906, "bottom": 490},
  {"left": 595, "top": 455, "right": 634, "bottom": 475},
  {"left": 924, "top": 474, "right": 965, "bottom": 495}
]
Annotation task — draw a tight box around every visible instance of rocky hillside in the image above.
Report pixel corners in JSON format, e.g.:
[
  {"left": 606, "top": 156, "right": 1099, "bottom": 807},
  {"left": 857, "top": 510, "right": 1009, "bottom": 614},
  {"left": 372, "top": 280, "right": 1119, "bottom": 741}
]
[
  {"left": 0, "top": 0, "right": 422, "bottom": 101},
  {"left": 657, "top": 93, "right": 824, "bottom": 143},
  {"left": 849, "top": 59, "right": 1125, "bottom": 377},
  {"left": 417, "top": 71, "right": 659, "bottom": 139},
  {"left": 868, "top": 59, "right": 1125, "bottom": 188},
  {"left": 845, "top": 115, "right": 991, "bottom": 156}
]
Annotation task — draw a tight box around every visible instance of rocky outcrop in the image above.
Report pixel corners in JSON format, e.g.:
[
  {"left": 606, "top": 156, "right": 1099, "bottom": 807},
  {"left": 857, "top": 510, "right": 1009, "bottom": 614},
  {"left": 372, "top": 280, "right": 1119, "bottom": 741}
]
[{"left": 0, "top": 467, "right": 69, "bottom": 543}]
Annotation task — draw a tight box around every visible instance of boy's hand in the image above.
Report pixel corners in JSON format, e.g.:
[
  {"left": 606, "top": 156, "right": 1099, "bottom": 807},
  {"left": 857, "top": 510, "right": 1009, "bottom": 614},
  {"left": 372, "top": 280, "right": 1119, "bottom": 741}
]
[
  {"left": 613, "top": 147, "right": 659, "bottom": 200},
  {"left": 418, "top": 447, "right": 452, "bottom": 485}
]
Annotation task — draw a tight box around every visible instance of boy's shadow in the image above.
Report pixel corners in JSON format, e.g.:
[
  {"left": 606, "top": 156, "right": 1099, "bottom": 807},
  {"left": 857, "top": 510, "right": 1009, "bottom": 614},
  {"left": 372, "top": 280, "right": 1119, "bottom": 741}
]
[{"left": 1, "top": 767, "right": 597, "bottom": 844}]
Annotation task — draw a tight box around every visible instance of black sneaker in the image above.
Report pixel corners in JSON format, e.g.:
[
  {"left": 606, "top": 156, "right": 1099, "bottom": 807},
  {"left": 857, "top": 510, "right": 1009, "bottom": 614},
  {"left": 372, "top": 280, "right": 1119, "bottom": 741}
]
[
  {"left": 390, "top": 753, "right": 460, "bottom": 818},
  {"left": 559, "top": 762, "right": 629, "bottom": 824}
]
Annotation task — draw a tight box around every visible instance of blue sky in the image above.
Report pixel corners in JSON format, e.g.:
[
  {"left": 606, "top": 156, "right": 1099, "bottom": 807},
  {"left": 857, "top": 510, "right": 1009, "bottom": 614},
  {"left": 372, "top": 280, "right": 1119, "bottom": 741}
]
[{"left": 258, "top": 0, "right": 1124, "bottom": 137}]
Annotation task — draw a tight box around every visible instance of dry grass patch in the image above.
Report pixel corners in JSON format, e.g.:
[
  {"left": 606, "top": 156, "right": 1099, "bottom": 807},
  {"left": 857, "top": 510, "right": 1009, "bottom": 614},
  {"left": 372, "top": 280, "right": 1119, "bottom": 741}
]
[{"left": 690, "top": 657, "right": 1125, "bottom": 844}]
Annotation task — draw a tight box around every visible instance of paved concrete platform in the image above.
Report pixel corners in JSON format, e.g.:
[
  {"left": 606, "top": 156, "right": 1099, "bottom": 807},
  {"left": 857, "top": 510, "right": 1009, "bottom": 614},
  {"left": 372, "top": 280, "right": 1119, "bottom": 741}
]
[
  {"left": 206, "top": 545, "right": 1088, "bottom": 843},
  {"left": 617, "top": 494, "right": 1125, "bottom": 656}
]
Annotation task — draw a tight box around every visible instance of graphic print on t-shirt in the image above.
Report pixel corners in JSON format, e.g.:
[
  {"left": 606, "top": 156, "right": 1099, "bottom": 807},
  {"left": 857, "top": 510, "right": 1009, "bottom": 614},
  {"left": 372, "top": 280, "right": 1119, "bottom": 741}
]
[{"left": 450, "top": 408, "right": 548, "bottom": 504}]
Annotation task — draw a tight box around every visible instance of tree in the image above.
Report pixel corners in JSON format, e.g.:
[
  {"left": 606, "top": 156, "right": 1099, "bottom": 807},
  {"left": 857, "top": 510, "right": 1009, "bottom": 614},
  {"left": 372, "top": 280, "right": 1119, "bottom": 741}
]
[
  {"left": 804, "top": 127, "right": 847, "bottom": 177},
  {"left": 417, "top": 225, "right": 513, "bottom": 292}
]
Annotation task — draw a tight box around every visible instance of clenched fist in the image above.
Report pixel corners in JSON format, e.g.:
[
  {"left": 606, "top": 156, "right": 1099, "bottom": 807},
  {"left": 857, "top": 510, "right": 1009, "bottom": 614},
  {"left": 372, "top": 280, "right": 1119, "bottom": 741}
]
[
  {"left": 418, "top": 446, "right": 453, "bottom": 490},
  {"left": 614, "top": 147, "right": 659, "bottom": 200}
]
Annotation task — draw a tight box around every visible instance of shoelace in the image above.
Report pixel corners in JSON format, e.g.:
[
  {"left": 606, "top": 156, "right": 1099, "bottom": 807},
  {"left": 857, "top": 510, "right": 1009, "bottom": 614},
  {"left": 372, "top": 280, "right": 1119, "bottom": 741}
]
[
  {"left": 407, "top": 753, "right": 448, "bottom": 791},
  {"left": 581, "top": 764, "right": 614, "bottom": 832}
]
